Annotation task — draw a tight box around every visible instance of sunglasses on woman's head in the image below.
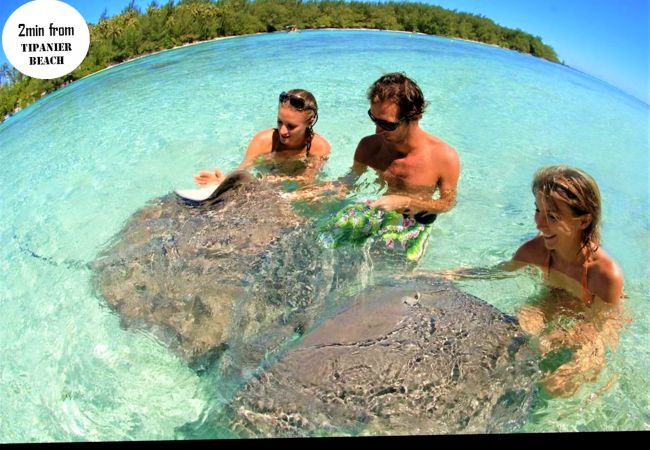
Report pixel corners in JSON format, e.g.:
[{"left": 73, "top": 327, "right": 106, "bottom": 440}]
[
  {"left": 279, "top": 91, "right": 307, "bottom": 110},
  {"left": 367, "top": 109, "right": 404, "bottom": 131}
]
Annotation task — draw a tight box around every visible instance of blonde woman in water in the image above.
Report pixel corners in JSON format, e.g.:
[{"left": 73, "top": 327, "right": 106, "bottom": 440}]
[
  {"left": 436, "top": 166, "right": 626, "bottom": 397},
  {"left": 194, "top": 89, "right": 330, "bottom": 186}
]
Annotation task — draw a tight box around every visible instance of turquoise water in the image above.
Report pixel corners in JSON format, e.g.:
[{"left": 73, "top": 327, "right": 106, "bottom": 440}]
[{"left": 0, "top": 30, "right": 648, "bottom": 440}]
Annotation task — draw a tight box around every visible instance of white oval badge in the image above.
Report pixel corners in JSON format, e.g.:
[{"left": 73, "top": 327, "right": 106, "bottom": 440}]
[{"left": 2, "top": 0, "right": 90, "bottom": 79}]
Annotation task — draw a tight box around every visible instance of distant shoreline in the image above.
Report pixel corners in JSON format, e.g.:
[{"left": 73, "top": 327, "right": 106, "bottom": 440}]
[
  {"left": 87, "top": 27, "right": 520, "bottom": 80},
  {"left": 84, "top": 32, "right": 267, "bottom": 80},
  {"left": 1, "top": 0, "right": 564, "bottom": 122},
  {"left": 4, "top": 28, "right": 522, "bottom": 122},
  {"left": 2, "top": 33, "right": 264, "bottom": 121},
  {"left": 81, "top": 27, "right": 649, "bottom": 108},
  {"left": 3, "top": 27, "right": 645, "bottom": 122}
]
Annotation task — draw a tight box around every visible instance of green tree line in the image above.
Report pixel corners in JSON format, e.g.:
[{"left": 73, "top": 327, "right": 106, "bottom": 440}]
[{"left": 0, "top": 0, "right": 559, "bottom": 122}]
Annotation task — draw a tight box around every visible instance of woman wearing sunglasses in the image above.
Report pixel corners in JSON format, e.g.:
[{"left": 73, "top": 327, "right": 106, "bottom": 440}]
[{"left": 193, "top": 89, "right": 330, "bottom": 186}]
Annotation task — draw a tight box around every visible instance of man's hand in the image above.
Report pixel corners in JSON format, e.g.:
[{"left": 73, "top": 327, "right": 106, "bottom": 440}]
[
  {"left": 193, "top": 168, "right": 223, "bottom": 186},
  {"left": 371, "top": 194, "right": 411, "bottom": 212},
  {"left": 290, "top": 181, "right": 347, "bottom": 202}
]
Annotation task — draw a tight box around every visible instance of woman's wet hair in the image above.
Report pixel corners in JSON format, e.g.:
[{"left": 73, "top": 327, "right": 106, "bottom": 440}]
[
  {"left": 367, "top": 72, "right": 427, "bottom": 121},
  {"left": 280, "top": 88, "right": 318, "bottom": 156},
  {"left": 532, "top": 165, "right": 602, "bottom": 254}
]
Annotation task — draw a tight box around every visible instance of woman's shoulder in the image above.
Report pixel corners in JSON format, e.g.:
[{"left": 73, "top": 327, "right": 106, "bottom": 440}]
[
  {"left": 246, "top": 128, "right": 276, "bottom": 153},
  {"left": 588, "top": 249, "right": 624, "bottom": 303},
  {"left": 310, "top": 133, "right": 331, "bottom": 157},
  {"left": 251, "top": 128, "right": 276, "bottom": 143},
  {"left": 512, "top": 235, "right": 547, "bottom": 266},
  {"left": 589, "top": 249, "right": 623, "bottom": 281}
]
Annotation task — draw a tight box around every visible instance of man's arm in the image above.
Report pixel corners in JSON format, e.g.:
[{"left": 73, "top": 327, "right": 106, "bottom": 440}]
[
  {"left": 337, "top": 160, "right": 366, "bottom": 185},
  {"left": 370, "top": 190, "right": 455, "bottom": 214},
  {"left": 408, "top": 186, "right": 457, "bottom": 214},
  {"left": 373, "top": 149, "right": 460, "bottom": 214},
  {"left": 336, "top": 138, "right": 371, "bottom": 190}
]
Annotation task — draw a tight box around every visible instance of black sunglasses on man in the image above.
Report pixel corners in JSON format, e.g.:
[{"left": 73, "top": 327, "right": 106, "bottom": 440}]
[{"left": 367, "top": 109, "right": 405, "bottom": 132}]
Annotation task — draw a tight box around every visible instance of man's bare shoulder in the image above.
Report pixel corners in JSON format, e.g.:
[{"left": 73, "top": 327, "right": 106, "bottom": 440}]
[
  {"left": 424, "top": 133, "right": 459, "bottom": 162},
  {"left": 355, "top": 134, "right": 383, "bottom": 159},
  {"left": 357, "top": 134, "right": 383, "bottom": 149},
  {"left": 415, "top": 134, "right": 460, "bottom": 185}
]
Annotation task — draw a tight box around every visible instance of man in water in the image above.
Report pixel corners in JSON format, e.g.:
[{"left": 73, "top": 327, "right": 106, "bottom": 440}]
[
  {"left": 352, "top": 72, "right": 460, "bottom": 221},
  {"left": 322, "top": 73, "right": 460, "bottom": 261}
]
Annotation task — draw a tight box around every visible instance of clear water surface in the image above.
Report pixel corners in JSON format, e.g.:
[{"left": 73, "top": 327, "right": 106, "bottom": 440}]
[{"left": 0, "top": 30, "right": 648, "bottom": 440}]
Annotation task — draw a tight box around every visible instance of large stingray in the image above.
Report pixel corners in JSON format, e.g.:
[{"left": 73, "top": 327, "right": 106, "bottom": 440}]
[
  {"left": 214, "top": 276, "right": 540, "bottom": 437},
  {"left": 90, "top": 173, "right": 338, "bottom": 368},
  {"left": 91, "top": 177, "right": 540, "bottom": 436}
]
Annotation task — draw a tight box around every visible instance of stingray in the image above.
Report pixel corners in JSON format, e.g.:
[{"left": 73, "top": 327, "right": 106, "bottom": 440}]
[
  {"left": 214, "top": 275, "right": 540, "bottom": 437},
  {"left": 91, "top": 175, "right": 540, "bottom": 436},
  {"left": 90, "top": 171, "right": 338, "bottom": 368}
]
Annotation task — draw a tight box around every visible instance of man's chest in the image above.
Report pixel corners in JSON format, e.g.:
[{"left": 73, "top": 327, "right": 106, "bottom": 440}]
[{"left": 375, "top": 155, "right": 438, "bottom": 189}]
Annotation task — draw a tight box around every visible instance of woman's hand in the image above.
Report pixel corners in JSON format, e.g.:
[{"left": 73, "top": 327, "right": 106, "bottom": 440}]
[{"left": 193, "top": 168, "right": 223, "bottom": 186}]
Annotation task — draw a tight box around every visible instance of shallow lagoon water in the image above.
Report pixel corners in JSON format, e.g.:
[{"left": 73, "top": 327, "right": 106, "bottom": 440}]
[{"left": 0, "top": 30, "right": 648, "bottom": 440}]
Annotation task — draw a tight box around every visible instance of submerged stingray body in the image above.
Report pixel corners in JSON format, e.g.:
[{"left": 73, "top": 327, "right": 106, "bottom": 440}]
[
  {"left": 90, "top": 176, "right": 333, "bottom": 366},
  {"left": 222, "top": 276, "right": 539, "bottom": 437},
  {"left": 92, "top": 179, "right": 539, "bottom": 436}
]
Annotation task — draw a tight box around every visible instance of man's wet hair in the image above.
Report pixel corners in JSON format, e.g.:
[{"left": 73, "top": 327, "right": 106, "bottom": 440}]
[{"left": 367, "top": 72, "right": 428, "bottom": 121}]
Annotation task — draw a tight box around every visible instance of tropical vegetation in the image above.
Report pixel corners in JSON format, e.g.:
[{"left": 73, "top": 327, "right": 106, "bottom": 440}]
[{"left": 0, "top": 0, "right": 559, "bottom": 122}]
